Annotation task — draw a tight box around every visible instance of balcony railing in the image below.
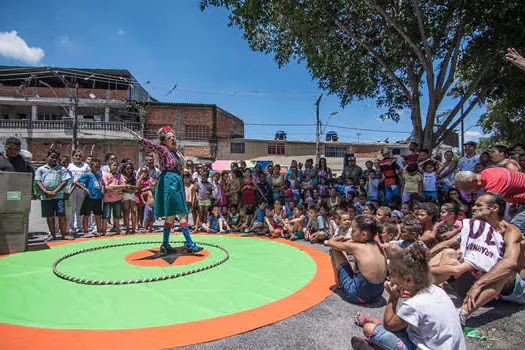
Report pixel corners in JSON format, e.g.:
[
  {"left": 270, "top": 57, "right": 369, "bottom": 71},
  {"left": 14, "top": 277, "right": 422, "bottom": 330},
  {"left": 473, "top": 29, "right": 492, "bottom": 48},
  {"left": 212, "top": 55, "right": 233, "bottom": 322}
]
[{"left": 0, "top": 119, "right": 142, "bottom": 132}]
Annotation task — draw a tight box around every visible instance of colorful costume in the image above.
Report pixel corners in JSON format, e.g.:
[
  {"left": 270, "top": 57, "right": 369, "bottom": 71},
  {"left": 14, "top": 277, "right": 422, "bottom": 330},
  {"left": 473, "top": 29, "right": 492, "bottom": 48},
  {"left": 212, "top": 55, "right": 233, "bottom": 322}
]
[{"left": 138, "top": 136, "right": 202, "bottom": 253}]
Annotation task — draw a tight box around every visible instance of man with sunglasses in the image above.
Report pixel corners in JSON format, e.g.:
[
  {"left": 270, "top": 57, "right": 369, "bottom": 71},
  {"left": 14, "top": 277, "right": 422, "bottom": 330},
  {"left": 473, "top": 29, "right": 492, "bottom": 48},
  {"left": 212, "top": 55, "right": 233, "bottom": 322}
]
[{"left": 0, "top": 137, "right": 33, "bottom": 173}]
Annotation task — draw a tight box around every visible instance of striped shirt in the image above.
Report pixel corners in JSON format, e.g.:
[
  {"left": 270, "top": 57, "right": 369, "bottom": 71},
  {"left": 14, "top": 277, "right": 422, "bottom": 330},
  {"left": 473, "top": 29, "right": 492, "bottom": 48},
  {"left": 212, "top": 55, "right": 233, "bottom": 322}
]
[
  {"left": 139, "top": 139, "right": 181, "bottom": 172},
  {"left": 481, "top": 168, "right": 525, "bottom": 204}
]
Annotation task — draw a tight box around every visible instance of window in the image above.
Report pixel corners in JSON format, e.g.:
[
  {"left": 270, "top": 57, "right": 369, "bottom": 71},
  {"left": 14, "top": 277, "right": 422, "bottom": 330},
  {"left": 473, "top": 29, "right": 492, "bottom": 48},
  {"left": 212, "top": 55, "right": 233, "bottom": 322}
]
[
  {"left": 268, "top": 142, "right": 285, "bottom": 155},
  {"left": 38, "top": 114, "right": 60, "bottom": 121},
  {"left": 185, "top": 125, "right": 209, "bottom": 140},
  {"left": 325, "top": 145, "right": 347, "bottom": 158},
  {"left": 231, "top": 142, "right": 245, "bottom": 154}
]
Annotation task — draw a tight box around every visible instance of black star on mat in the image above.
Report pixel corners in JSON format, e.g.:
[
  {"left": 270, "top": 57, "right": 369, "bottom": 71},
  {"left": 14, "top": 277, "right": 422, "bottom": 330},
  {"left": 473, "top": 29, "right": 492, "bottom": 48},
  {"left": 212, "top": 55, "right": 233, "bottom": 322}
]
[{"left": 134, "top": 247, "right": 204, "bottom": 265}]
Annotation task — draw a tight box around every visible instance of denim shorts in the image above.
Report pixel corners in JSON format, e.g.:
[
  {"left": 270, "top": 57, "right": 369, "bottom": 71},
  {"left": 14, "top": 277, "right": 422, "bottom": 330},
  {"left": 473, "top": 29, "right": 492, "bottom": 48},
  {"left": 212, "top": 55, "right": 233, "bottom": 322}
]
[
  {"left": 337, "top": 262, "right": 384, "bottom": 304},
  {"left": 369, "top": 324, "right": 416, "bottom": 350},
  {"left": 103, "top": 200, "right": 122, "bottom": 220},
  {"left": 41, "top": 199, "right": 65, "bottom": 218},
  {"left": 500, "top": 273, "right": 525, "bottom": 304}
]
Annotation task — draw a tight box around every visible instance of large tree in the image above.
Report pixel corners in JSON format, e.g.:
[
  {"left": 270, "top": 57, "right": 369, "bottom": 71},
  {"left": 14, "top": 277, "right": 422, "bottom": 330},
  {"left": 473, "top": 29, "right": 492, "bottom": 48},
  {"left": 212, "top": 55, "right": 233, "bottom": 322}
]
[{"left": 200, "top": 0, "right": 525, "bottom": 150}]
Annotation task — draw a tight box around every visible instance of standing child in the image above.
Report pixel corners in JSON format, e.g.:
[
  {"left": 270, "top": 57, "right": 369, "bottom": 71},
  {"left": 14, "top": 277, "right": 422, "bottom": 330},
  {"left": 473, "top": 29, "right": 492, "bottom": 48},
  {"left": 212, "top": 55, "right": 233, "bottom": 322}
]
[
  {"left": 101, "top": 160, "right": 126, "bottom": 235},
  {"left": 218, "top": 172, "right": 229, "bottom": 207},
  {"left": 75, "top": 159, "right": 104, "bottom": 237},
  {"left": 193, "top": 171, "right": 214, "bottom": 233},
  {"left": 366, "top": 172, "right": 380, "bottom": 202},
  {"left": 352, "top": 244, "right": 466, "bottom": 350},
  {"left": 141, "top": 180, "right": 156, "bottom": 232},
  {"left": 421, "top": 161, "right": 438, "bottom": 200},
  {"left": 401, "top": 163, "right": 423, "bottom": 203},
  {"left": 325, "top": 215, "right": 387, "bottom": 304},
  {"left": 136, "top": 167, "right": 151, "bottom": 232},
  {"left": 183, "top": 173, "right": 196, "bottom": 226},
  {"left": 241, "top": 168, "right": 257, "bottom": 212},
  {"left": 121, "top": 162, "right": 139, "bottom": 234}
]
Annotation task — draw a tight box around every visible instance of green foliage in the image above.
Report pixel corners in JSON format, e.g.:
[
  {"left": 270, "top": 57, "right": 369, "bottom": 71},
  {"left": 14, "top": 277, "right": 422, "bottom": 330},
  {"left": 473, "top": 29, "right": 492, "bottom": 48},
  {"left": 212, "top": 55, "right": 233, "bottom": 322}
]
[
  {"left": 479, "top": 99, "right": 525, "bottom": 148},
  {"left": 201, "top": 0, "right": 525, "bottom": 150}
]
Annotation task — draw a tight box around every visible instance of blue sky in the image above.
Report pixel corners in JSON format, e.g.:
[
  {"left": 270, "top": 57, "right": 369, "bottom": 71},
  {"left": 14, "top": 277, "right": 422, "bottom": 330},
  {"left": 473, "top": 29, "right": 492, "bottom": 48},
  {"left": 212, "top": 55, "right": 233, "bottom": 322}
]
[{"left": 0, "top": 0, "right": 483, "bottom": 144}]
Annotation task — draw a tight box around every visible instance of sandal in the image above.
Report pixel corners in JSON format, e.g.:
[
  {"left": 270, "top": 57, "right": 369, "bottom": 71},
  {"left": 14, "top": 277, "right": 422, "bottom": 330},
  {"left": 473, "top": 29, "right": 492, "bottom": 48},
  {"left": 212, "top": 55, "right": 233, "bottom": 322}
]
[{"left": 355, "top": 312, "right": 373, "bottom": 327}]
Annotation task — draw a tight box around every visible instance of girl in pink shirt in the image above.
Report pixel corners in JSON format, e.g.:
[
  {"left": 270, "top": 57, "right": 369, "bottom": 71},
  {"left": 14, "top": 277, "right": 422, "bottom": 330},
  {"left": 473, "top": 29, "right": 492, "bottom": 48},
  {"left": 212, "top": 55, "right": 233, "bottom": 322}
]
[{"left": 101, "top": 161, "right": 126, "bottom": 235}]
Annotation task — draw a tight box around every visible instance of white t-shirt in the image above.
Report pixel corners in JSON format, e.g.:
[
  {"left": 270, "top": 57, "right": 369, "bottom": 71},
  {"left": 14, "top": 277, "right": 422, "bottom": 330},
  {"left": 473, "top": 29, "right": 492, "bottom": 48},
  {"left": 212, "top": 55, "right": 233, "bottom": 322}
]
[
  {"left": 67, "top": 162, "right": 90, "bottom": 181},
  {"left": 458, "top": 154, "right": 480, "bottom": 172},
  {"left": 397, "top": 285, "right": 467, "bottom": 350},
  {"left": 334, "top": 225, "right": 352, "bottom": 239},
  {"left": 459, "top": 219, "right": 504, "bottom": 272},
  {"left": 394, "top": 155, "right": 405, "bottom": 170},
  {"left": 422, "top": 172, "right": 437, "bottom": 191}
]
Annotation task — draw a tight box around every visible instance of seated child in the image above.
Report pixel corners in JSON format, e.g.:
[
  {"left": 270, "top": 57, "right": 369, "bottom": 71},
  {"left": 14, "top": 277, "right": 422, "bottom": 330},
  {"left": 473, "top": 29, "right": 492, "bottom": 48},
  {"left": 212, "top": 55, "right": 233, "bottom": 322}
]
[
  {"left": 284, "top": 204, "right": 307, "bottom": 240},
  {"left": 387, "top": 215, "right": 426, "bottom": 250},
  {"left": 247, "top": 201, "right": 268, "bottom": 234},
  {"left": 325, "top": 215, "right": 387, "bottom": 304},
  {"left": 380, "top": 221, "right": 399, "bottom": 244},
  {"left": 228, "top": 205, "right": 241, "bottom": 231},
  {"left": 352, "top": 244, "right": 466, "bottom": 350},
  {"left": 265, "top": 206, "right": 281, "bottom": 238},
  {"left": 304, "top": 206, "right": 329, "bottom": 243},
  {"left": 329, "top": 210, "right": 343, "bottom": 238},
  {"left": 202, "top": 206, "right": 230, "bottom": 233},
  {"left": 333, "top": 213, "right": 353, "bottom": 239},
  {"left": 237, "top": 206, "right": 252, "bottom": 232}
]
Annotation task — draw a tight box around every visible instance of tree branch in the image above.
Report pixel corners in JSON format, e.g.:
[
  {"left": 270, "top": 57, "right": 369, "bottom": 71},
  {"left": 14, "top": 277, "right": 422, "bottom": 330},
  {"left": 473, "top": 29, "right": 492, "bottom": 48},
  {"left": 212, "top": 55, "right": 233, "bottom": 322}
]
[
  {"left": 434, "top": 94, "right": 481, "bottom": 146},
  {"left": 324, "top": 9, "right": 412, "bottom": 100},
  {"left": 364, "top": 0, "right": 431, "bottom": 73},
  {"left": 435, "top": 18, "right": 463, "bottom": 101},
  {"left": 435, "top": 53, "right": 497, "bottom": 138},
  {"left": 412, "top": 0, "right": 432, "bottom": 69}
]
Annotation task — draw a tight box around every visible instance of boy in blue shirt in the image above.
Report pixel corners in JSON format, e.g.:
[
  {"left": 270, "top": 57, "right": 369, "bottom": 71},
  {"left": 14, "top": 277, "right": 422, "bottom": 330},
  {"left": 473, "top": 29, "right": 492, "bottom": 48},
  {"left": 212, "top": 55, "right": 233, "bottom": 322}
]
[
  {"left": 74, "top": 159, "right": 104, "bottom": 237},
  {"left": 202, "top": 206, "right": 230, "bottom": 233},
  {"left": 248, "top": 201, "right": 268, "bottom": 234}
]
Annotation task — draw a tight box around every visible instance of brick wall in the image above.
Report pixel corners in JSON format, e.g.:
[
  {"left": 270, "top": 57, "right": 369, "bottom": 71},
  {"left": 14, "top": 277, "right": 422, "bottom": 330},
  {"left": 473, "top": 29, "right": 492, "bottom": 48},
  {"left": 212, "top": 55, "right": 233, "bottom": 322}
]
[{"left": 216, "top": 108, "right": 244, "bottom": 139}]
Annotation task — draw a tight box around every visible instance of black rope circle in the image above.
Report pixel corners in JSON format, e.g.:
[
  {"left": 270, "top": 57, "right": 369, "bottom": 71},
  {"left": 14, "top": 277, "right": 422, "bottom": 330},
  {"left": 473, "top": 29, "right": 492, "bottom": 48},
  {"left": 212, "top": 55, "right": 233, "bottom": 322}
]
[{"left": 52, "top": 240, "right": 229, "bottom": 285}]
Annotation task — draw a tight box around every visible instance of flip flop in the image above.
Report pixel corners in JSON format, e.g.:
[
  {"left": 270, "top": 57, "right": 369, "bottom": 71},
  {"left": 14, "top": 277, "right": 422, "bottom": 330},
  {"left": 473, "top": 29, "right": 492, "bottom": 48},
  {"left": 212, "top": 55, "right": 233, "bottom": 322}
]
[{"left": 355, "top": 312, "right": 373, "bottom": 327}]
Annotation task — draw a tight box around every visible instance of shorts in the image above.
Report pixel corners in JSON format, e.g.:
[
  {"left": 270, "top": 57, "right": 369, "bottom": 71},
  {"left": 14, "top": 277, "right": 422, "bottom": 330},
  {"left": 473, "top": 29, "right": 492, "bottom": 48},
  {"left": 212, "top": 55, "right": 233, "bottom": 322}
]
[
  {"left": 198, "top": 199, "right": 211, "bottom": 207},
  {"left": 80, "top": 198, "right": 103, "bottom": 216},
  {"left": 422, "top": 190, "right": 438, "bottom": 199},
  {"left": 293, "top": 230, "right": 304, "bottom": 239},
  {"left": 337, "top": 262, "right": 384, "bottom": 304},
  {"left": 122, "top": 192, "right": 136, "bottom": 202},
  {"left": 144, "top": 204, "right": 155, "bottom": 223},
  {"left": 500, "top": 273, "right": 525, "bottom": 304},
  {"left": 41, "top": 199, "right": 65, "bottom": 218},
  {"left": 369, "top": 324, "right": 416, "bottom": 350},
  {"left": 103, "top": 200, "right": 122, "bottom": 220}
]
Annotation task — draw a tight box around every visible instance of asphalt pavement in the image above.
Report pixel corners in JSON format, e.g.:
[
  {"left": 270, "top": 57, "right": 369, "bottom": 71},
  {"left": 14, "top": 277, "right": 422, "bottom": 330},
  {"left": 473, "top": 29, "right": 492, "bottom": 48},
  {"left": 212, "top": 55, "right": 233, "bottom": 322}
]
[{"left": 26, "top": 200, "right": 525, "bottom": 349}]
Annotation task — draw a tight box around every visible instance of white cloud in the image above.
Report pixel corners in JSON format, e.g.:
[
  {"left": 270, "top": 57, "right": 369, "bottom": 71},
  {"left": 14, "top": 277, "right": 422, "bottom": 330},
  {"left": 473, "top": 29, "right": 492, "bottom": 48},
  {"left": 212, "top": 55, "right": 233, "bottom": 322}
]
[
  {"left": 465, "top": 130, "right": 482, "bottom": 141},
  {"left": 59, "top": 36, "right": 71, "bottom": 45},
  {"left": 0, "top": 31, "right": 44, "bottom": 64},
  {"left": 118, "top": 29, "right": 125, "bottom": 36}
]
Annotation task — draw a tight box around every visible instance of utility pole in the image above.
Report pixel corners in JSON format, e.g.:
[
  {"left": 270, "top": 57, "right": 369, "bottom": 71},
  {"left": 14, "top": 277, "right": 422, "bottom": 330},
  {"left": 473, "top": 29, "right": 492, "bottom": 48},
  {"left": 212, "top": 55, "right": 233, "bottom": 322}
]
[
  {"left": 460, "top": 105, "right": 464, "bottom": 157},
  {"left": 315, "top": 94, "right": 322, "bottom": 164},
  {"left": 72, "top": 82, "right": 79, "bottom": 153}
]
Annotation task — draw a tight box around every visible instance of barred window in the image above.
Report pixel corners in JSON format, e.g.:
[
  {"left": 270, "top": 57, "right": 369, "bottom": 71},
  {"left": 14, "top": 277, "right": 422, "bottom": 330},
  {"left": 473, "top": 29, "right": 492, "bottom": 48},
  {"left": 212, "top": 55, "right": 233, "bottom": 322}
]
[
  {"left": 268, "top": 142, "right": 285, "bottom": 155},
  {"left": 185, "top": 125, "right": 209, "bottom": 140},
  {"left": 231, "top": 142, "right": 245, "bottom": 154},
  {"left": 325, "top": 145, "right": 347, "bottom": 158}
]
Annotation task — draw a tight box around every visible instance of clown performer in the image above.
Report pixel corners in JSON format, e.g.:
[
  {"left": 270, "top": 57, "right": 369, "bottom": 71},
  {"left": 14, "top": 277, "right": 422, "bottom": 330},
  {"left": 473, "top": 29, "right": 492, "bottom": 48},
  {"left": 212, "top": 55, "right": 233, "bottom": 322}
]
[{"left": 126, "top": 126, "right": 203, "bottom": 254}]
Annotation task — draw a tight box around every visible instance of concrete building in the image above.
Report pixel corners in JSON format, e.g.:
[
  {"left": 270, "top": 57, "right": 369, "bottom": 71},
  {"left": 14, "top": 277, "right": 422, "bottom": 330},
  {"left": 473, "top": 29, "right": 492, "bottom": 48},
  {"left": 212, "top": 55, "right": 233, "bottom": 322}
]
[
  {"left": 217, "top": 138, "right": 410, "bottom": 174},
  {"left": 0, "top": 66, "right": 149, "bottom": 165},
  {"left": 0, "top": 66, "right": 244, "bottom": 164}
]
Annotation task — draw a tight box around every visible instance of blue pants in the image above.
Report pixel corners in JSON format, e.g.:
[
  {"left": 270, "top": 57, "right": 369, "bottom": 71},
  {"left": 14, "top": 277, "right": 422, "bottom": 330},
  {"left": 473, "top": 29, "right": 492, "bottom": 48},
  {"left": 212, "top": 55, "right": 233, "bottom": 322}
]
[
  {"left": 510, "top": 205, "right": 525, "bottom": 236},
  {"left": 385, "top": 185, "right": 401, "bottom": 202},
  {"left": 369, "top": 324, "right": 416, "bottom": 350}
]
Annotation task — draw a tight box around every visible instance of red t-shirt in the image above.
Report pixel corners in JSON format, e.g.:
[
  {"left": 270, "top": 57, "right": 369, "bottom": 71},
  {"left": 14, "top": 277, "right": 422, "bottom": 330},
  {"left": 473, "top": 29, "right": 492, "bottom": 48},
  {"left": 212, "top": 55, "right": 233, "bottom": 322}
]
[
  {"left": 380, "top": 158, "right": 400, "bottom": 186},
  {"left": 481, "top": 167, "right": 525, "bottom": 203}
]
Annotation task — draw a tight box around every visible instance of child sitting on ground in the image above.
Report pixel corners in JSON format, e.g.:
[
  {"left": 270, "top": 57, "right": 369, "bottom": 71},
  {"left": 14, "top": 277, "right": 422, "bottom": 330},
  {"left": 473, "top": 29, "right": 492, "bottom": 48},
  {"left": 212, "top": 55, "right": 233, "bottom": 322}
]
[
  {"left": 202, "top": 206, "right": 230, "bottom": 233},
  {"left": 284, "top": 205, "right": 307, "bottom": 240},
  {"left": 228, "top": 205, "right": 241, "bottom": 231},
  {"left": 304, "top": 206, "right": 329, "bottom": 243},
  {"left": 332, "top": 213, "right": 353, "bottom": 239},
  {"left": 351, "top": 244, "right": 466, "bottom": 350},
  {"left": 380, "top": 221, "right": 399, "bottom": 244},
  {"left": 329, "top": 210, "right": 343, "bottom": 238},
  {"left": 247, "top": 201, "right": 268, "bottom": 234},
  {"left": 324, "top": 215, "right": 387, "bottom": 304},
  {"left": 387, "top": 215, "right": 426, "bottom": 250}
]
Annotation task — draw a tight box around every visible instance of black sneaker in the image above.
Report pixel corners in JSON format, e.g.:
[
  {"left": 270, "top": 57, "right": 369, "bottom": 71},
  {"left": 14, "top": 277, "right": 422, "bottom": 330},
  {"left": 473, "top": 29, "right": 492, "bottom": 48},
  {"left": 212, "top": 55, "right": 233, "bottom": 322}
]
[{"left": 160, "top": 243, "right": 176, "bottom": 255}]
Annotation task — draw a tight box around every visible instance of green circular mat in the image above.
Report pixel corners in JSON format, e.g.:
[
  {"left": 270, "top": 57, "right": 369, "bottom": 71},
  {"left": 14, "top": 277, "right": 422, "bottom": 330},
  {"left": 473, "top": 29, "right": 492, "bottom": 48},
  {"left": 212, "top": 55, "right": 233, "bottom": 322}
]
[{"left": 0, "top": 235, "right": 317, "bottom": 330}]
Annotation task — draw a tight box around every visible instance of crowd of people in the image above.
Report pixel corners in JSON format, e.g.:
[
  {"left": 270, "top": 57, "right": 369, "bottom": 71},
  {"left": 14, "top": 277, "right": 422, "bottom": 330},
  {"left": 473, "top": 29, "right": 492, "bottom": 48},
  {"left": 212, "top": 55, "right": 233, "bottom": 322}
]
[{"left": 2, "top": 126, "right": 525, "bottom": 349}]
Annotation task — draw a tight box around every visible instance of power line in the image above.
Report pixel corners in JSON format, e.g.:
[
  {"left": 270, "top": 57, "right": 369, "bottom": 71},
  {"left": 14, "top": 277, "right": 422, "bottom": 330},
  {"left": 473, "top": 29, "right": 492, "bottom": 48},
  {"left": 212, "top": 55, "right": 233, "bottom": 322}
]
[{"left": 326, "top": 124, "right": 412, "bottom": 134}]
